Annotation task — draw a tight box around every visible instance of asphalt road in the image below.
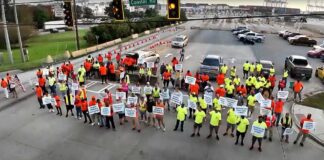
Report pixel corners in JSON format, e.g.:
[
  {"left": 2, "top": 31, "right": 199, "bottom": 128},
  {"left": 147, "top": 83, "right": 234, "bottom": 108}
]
[{"left": 1, "top": 21, "right": 324, "bottom": 160}]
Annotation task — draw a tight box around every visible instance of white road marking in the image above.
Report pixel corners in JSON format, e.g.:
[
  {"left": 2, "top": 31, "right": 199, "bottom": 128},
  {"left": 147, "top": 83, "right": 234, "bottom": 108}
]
[
  {"left": 185, "top": 55, "right": 192, "bottom": 60},
  {"left": 85, "top": 81, "right": 96, "bottom": 88},
  {"left": 98, "top": 84, "right": 116, "bottom": 93},
  {"left": 165, "top": 53, "right": 172, "bottom": 58}
]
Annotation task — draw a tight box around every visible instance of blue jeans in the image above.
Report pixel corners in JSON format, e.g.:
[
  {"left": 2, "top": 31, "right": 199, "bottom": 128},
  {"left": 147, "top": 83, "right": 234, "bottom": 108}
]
[{"left": 76, "top": 107, "right": 82, "bottom": 118}]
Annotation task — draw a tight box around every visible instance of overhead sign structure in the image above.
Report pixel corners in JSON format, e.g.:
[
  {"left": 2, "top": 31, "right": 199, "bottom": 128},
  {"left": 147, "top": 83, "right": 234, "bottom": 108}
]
[{"left": 129, "top": 0, "right": 157, "bottom": 6}]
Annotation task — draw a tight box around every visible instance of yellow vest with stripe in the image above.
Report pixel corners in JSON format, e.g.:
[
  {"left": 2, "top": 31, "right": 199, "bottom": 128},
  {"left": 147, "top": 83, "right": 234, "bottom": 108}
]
[
  {"left": 139, "top": 68, "right": 145, "bottom": 75},
  {"left": 59, "top": 83, "right": 67, "bottom": 91},
  {"left": 152, "top": 88, "right": 160, "bottom": 98},
  {"left": 49, "top": 77, "right": 56, "bottom": 86},
  {"left": 147, "top": 69, "right": 152, "bottom": 76},
  {"left": 283, "top": 70, "right": 288, "bottom": 78},
  {"left": 65, "top": 94, "right": 73, "bottom": 105}
]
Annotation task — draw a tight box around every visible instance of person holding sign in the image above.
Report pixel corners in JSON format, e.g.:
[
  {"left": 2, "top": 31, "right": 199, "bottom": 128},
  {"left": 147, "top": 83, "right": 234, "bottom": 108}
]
[
  {"left": 263, "top": 114, "right": 276, "bottom": 142},
  {"left": 35, "top": 84, "right": 45, "bottom": 109},
  {"left": 53, "top": 93, "right": 62, "bottom": 116},
  {"left": 155, "top": 99, "right": 166, "bottom": 132},
  {"left": 249, "top": 116, "right": 267, "bottom": 152},
  {"left": 247, "top": 92, "right": 257, "bottom": 117},
  {"left": 191, "top": 107, "right": 206, "bottom": 137},
  {"left": 161, "top": 87, "right": 170, "bottom": 111},
  {"left": 223, "top": 107, "right": 237, "bottom": 137},
  {"left": 274, "top": 99, "right": 284, "bottom": 126},
  {"left": 44, "top": 92, "right": 54, "bottom": 112},
  {"left": 139, "top": 97, "right": 147, "bottom": 123},
  {"left": 293, "top": 80, "right": 304, "bottom": 102},
  {"left": 88, "top": 96, "right": 99, "bottom": 126},
  {"left": 280, "top": 113, "right": 293, "bottom": 143},
  {"left": 104, "top": 103, "right": 116, "bottom": 130},
  {"left": 294, "top": 114, "right": 313, "bottom": 147},
  {"left": 174, "top": 104, "right": 187, "bottom": 132},
  {"left": 81, "top": 99, "right": 92, "bottom": 124},
  {"left": 128, "top": 103, "right": 141, "bottom": 133},
  {"left": 64, "top": 89, "right": 75, "bottom": 118},
  {"left": 146, "top": 96, "right": 156, "bottom": 127},
  {"left": 235, "top": 115, "right": 250, "bottom": 146},
  {"left": 188, "top": 93, "right": 198, "bottom": 119},
  {"left": 207, "top": 108, "right": 222, "bottom": 140}
]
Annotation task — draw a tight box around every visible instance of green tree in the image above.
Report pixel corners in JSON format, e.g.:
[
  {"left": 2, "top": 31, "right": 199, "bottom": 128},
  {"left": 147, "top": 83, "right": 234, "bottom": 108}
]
[
  {"left": 83, "top": 7, "right": 94, "bottom": 19},
  {"left": 33, "top": 7, "right": 50, "bottom": 29},
  {"left": 145, "top": 8, "right": 158, "bottom": 17},
  {"left": 75, "top": 5, "right": 83, "bottom": 19}
]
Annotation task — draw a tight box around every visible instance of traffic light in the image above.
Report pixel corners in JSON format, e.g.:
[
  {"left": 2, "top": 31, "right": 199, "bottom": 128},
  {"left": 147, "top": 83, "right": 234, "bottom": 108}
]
[
  {"left": 167, "top": 0, "right": 180, "bottom": 20},
  {"left": 63, "top": 1, "right": 73, "bottom": 26},
  {"left": 112, "top": 0, "right": 124, "bottom": 21}
]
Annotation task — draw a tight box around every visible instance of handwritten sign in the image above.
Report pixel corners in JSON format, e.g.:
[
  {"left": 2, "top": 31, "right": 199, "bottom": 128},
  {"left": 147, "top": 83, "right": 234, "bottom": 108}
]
[
  {"left": 50, "top": 98, "right": 56, "bottom": 106},
  {"left": 260, "top": 99, "right": 272, "bottom": 108},
  {"left": 175, "top": 64, "right": 183, "bottom": 71},
  {"left": 204, "top": 94, "right": 213, "bottom": 105},
  {"left": 277, "top": 91, "right": 289, "bottom": 99},
  {"left": 71, "top": 83, "right": 79, "bottom": 91},
  {"left": 251, "top": 125, "right": 266, "bottom": 137},
  {"left": 185, "top": 76, "right": 196, "bottom": 85},
  {"left": 260, "top": 108, "right": 272, "bottom": 116},
  {"left": 144, "top": 86, "right": 152, "bottom": 95},
  {"left": 226, "top": 97, "right": 238, "bottom": 108},
  {"left": 127, "top": 96, "right": 138, "bottom": 105},
  {"left": 187, "top": 99, "right": 197, "bottom": 110},
  {"left": 125, "top": 108, "right": 137, "bottom": 117},
  {"left": 283, "top": 128, "right": 294, "bottom": 135},
  {"left": 160, "top": 91, "right": 170, "bottom": 100},
  {"left": 101, "top": 107, "right": 111, "bottom": 116},
  {"left": 255, "top": 92, "right": 264, "bottom": 103},
  {"left": 88, "top": 105, "right": 100, "bottom": 115},
  {"left": 116, "top": 92, "right": 126, "bottom": 100},
  {"left": 302, "top": 121, "right": 316, "bottom": 131},
  {"left": 120, "top": 72, "right": 125, "bottom": 79},
  {"left": 146, "top": 62, "right": 154, "bottom": 68},
  {"left": 131, "top": 86, "right": 141, "bottom": 94},
  {"left": 112, "top": 103, "right": 125, "bottom": 112},
  {"left": 42, "top": 97, "right": 52, "bottom": 105},
  {"left": 171, "top": 93, "right": 183, "bottom": 105},
  {"left": 219, "top": 97, "right": 228, "bottom": 106},
  {"left": 58, "top": 73, "right": 67, "bottom": 81},
  {"left": 153, "top": 106, "right": 164, "bottom": 115},
  {"left": 235, "top": 106, "right": 248, "bottom": 116}
]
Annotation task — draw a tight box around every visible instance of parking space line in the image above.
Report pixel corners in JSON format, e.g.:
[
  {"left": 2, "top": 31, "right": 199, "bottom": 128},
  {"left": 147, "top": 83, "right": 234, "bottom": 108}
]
[
  {"left": 165, "top": 53, "right": 172, "bottom": 58},
  {"left": 185, "top": 55, "right": 192, "bottom": 60},
  {"left": 98, "top": 84, "right": 116, "bottom": 93},
  {"left": 85, "top": 81, "right": 97, "bottom": 88}
]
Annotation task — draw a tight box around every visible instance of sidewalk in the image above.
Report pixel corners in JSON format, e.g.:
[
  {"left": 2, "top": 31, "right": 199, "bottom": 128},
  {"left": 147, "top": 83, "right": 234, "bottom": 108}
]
[{"left": 291, "top": 103, "right": 324, "bottom": 147}]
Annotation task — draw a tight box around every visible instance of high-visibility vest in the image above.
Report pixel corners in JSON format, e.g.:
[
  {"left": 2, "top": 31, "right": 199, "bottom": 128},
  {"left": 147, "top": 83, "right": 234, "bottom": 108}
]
[
  {"left": 243, "top": 63, "right": 250, "bottom": 71},
  {"left": 49, "top": 77, "right": 56, "bottom": 86},
  {"left": 65, "top": 94, "right": 73, "bottom": 105},
  {"left": 152, "top": 88, "right": 160, "bottom": 97},
  {"left": 256, "top": 64, "right": 263, "bottom": 72},
  {"left": 139, "top": 68, "right": 145, "bottom": 74},
  {"left": 147, "top": 69, "right": 152, "bottom": 76},
  {"left": 125, "top": 75, "right": 130, "bottom": 84},
  {"left": 233, "top": 78, "right": 240, "bottom": 85},
  {"left": 282, "top": 116, "right": 292, "bottom": 126},
  {"left": 230, "top": 67, "right": 236, "bottom": 77},
  {"left": 59, "top": 83, "right": 67, "bottom": 91},
  {"left": 283, "top": 70, "right": 288, "bottom": 78},
  {"left": 80, "top": 89, "right": 87, "bottom": 99},
  {"left": 249, "top": 65, "right": 255, "bottom": 72},
  {"left": 270, "top": 68, "right": 275, "bottom": 75},
  {"left": 78, "top": 75, "right": 84, "bottom": 83}
]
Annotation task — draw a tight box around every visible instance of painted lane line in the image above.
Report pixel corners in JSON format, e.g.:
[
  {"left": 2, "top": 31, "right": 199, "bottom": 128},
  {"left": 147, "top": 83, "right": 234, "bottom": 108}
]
[
  {"left": 165, "top": 53, "right": 172, "bottom": 58},
  {"left": 85, "top": 81, "right": 97, "bottom": 88},
  {"left": 98, "top": 84, "right": 116, "bottom": 93},
  {"left": 185, "top": 55, "right": 192, "bottom": 60}
]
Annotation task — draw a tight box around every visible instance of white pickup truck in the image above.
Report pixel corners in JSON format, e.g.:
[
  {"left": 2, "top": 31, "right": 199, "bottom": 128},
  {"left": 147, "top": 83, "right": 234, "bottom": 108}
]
[{"left": 237, "top": 31, "right": 265, "bottom": 43}]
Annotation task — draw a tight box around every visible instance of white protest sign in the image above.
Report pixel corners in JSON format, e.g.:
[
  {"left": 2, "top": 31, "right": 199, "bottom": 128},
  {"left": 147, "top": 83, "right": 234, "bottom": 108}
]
[
  {"left": 171, "top": 93, "right": 183, "bottom": 105},
  {"left": 50, "top": 98, "right": 56, "bottom": 106},
  {"left": 260, "top": 99, "right": 272, "bottom": 108},
  {"left": 88, "top": 105, "right": 100, "bottom": 115},
  {"left": 144, "top": 86, "right": 152, "bottom": 95},
  {"left": 260, "top": 108, "right": 272, "bottom": 116},
  {"left": 146, "top": 62, "right": 154, "bottom": 68},
  {"left": 71, "top": 83, "right": 79, "bottom": 91},
  {"left": 125, "top": 108, "right": 137, "bottom": 117},
  {"left": 42, "top": 97, "right": 52, "bottom": 105},
  {"left": 175, "top": 64, "right": 183, "bottom": 71},
  {"left": 120, "top": 72, "right": 125, "bottom": 79},
  {"left": 116, "top": 92, "right": 126, "bottom": 100},
  {"left": 219, "top": 97, "right": 228, "bottom": 106},
  {"left": 302, "top": 121, "right": 316, "bottom": 131},
  {"left": 131, "top": 86, "right": 141, "bottom": 94},
  {"left": 112, "top": 103, "right": 125, "bottom": 112},
  {"left": 101, "top": 107, "right": 111, "bottom": 116},
  {"left": 160, "top": 91, "right": 170, "bottom": 100},
  {"left": 153, "top": 106, "right": 164, "bottom": 115},
  {"left": 283, "top": 128, "right": 295, "bottom": 135},
  {"left": 43, "top": 68, "right": 49, "bottom": 76},
  {"left": 251, "top": 125, "right": 266, "bottom": 137},
  {"left": 255, "top": 92, "right": 264, "bottom": 103},
  {"left": 187, "top": 99, "right": 197, "bottom": 110},
  {"left": 127, "top": 96, "right": 138, "bottom": 105},
  {"left": 235, "top": 106, "right": 248, "bottom": 116},
  {"left": 58, "top": 73, "right": 67, "bottom": 81},
  {"left": 277, "top": 91, "right": 289, "bottom": 99},
  {"left": 185, "top": 76, "right": 196, "bottom": 85},
  {"left": 226, "top": 97, "right": 238, "bottom": 108},
  {"left": 204, "top": 94, "right": 213, "bottom": 105}
]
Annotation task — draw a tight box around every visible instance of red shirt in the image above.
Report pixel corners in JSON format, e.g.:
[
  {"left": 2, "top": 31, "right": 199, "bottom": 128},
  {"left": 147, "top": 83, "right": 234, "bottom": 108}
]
[
  {"left": 163, "top": 71, "right": 171, "bottom": 80},
  {"left": 201, "top": 74, "right": 209, "bottom": 82},
  {"left": 236, "top": 86, "right": 247, "bottom": 96},
  {"left": 265, "top": 115, "right": 276, "bottom": 127},
  {"left": 189, "top": 83, "right": 199, "bottom": 95},
  {"left": 1, "top": 80, "right": 8, "bottom": 88},
  {"left": 68, "top": 64, "right": 74, "bottom": 72},
  {"left": 116, "top": 53, "right": 121, "bottom": 62},
  {"left": 109, "top": 63, "right": 115, "bottom": 74},
  {"left": 268, "top": 75, "right": 276, "bottom": 87},
  {"left": 185, "top": 72, "right": 192, "bottom": 77},
  {"left": 217, "top": 74, "right": 225, "bottom": 85},
  {"left": 84, "top": 61, "right": 92, "bottom": 71},
  {"left": 274, "top": 100, "right": 284, "bottom": 113},
  {"left": 38, "top": 77, "right": 46, "bottom": 87},
  {"left": 88, "top": 100, "right": 97, "bottom": 106},
  {"left": 171, "top": 59, "right": 178, "bottom": 66},
  {"left": 54, "top": 95, "right": 61, "bottom": 107},
  {"left": 99, "top": 66, "right": 107, "bottom": 76},
  {"left": 300, "top": 117, "right": 313, "bottom": 134},
  {"left": 81, "top": 101, "right": 88, "bottom": 111},
  {"left": 293, "top": 81, "right": 303, "bottom": 93},
  {"left": 215, "top": 87, "right": 226, "bottom": 97},
  {"left": 106, "top": 53, "right": 112, "bottom": 61},
  {"left": 35, "top": 86, "right": 43, "bottom": 98}
]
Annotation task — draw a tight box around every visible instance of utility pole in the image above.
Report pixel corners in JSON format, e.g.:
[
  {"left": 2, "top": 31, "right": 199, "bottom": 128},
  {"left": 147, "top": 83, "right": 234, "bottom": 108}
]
[
  {"left": 13, "top": 0, "right": 25, "bottom": 62},
  {"left": 1, "top": 0, "right": 13, "bottom": 64},
  {"left": 72, "top": 0, "right": 80, "bottom": 50}
]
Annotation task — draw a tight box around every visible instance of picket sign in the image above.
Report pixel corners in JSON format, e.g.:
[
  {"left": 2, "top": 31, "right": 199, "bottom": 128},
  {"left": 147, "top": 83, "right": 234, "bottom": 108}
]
[
  {"left": 112, "top": 103, "right": 125, "bottom": 112},
  {"left": 260, "top": 108, "right": 272, "bottom": 116},
  {"left": 71, "top": 83, "right": 79, "bottom": 91},
  {"left": 204, "top": 94, "right": 213, "bottom": 105},
  {"left": 116, "top": 92, "right": 126, "bottom": 100},
  {"left": 226, "top": 97, "right": 238, "bottom": 108},
  {"left": 175, "top": 64, "right": 183, "bottom": 71},
  {"left": 251, "top": 125, "right": 266, "bottom": 137},
  {"left": 120, "top": 72, "right": 125, "bottom": 79},
  {"left": 132, "top": 86, "right": 141, "bottom": 94},
  {"left": 147, "top": 62, "right": 154, "bottom": 68},
  {"left": 153, "top": 106, "right": 164, "bottom": 115},
  {"left": 219, "top": 97, "right": 228, "bottom": 106},
  {"left": 127, "top": 96, "right": 138, "bottom": 105},
  {"left": 255, "top": 92, "right": 264, "bottom": 103},
  {"left": 43, "top": 68, "right": 49, "bottom": 76},
  {"left": 125, "top": 108, "right": 137, "bottom": 117},
  {"left": 259, "top": 99, "right": 272, "bottom": 108},
  {"left": 187, "top": 99, "right": 197, "bottom": 110},
  {"left": 277, "top": 91, "right": 289, "bottom": 99},
  {"left": 171, "top": 93, "right": 183, "bottom": 105},
  {"left": 101, "top": 107, "right": 111, "bottom": 116},
  {"left": 144, "top": 86, "right": 153, "bottom": 94},
  {"left": 185, "top": 76, "right": 196, "bottom": 85},
  {"left": 58, "top": 73, "right": 67, "bottom": 81},
  {"left": 88, "top": 105, "right": 100, "bottom": 115},
  {"left": 42, "top": 97, "right": 52, "bottom": 105},
  {"left": 234, "top": 106, "right": 248, "bottom": 116},
  {"left": 160, "top": 91, "right": 170, "bottom": 100},
  {"left": 302, "top": 121, "right": 316, "bottom": 131},
  {"left": 283, "top": 128, "right": 294, "bottom": 135}
]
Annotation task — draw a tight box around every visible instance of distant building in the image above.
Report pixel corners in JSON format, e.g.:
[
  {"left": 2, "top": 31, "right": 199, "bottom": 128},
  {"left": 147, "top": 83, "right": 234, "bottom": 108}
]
[{"left": 238, "top": 5, "right": 300, "bottom": 15}]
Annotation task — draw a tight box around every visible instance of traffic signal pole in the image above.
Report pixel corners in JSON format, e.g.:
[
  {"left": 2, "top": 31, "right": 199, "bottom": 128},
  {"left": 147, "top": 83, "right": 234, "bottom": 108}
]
[
  {"left": 13, "top": 0, "right": 25, "bottom": 62},
  {"left": 1, "top": 0, "right": 14, "bottom": 64},
  {"left": 72, "top": 0, "right": 80, "bottom": 50}
]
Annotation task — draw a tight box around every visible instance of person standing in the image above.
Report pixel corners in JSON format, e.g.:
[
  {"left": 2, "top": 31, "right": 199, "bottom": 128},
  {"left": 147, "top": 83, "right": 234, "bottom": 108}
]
[
  {"left": 174, "top": 103, "right": 187, "bottom": 132},
  {"left": 179, "top": 48, "right": 184, "bottom": 62},
  {"left": 128, "top": 103, "right": 141, "bottom": 132},
  {"left": 48, "top": 75, "right": 57, "bottom": 94},
  {"left": 294, "top": 113, "right": 313, "bottom": 146},
  {"left": 190, "top": 107, "right": 206, "bottom": 137},
  {"left": 35, "top": 84, "right": 45, "bottom": 109},
  {"left": 249, "top": 116, "right": 267, "bottom": 152},
  {"left": 263, "top": 114, "right": 276, "bottom": 142},
  {"left": 53, "top": 93, "right": 62, "bottom": 116},
  {"left": 163, "top": 70, "right": 171, "bottom": 88},
  {"left": 188, "top": 92, "right": 198, "bottom": 119},
  {"left": 207, "top": 108, "right": 222, "bottom": 140},
  {"left": 146, "top": 96, "right": 156, "bottom": 127},
  {"left": 161, "top": 86, "right": 170, "bottom": 111},
  {"left": 74, "top": 95, "right": 82, "bottom": 120},
  {"left": 281, "top": 113, "right": 293, "bottom": 143},
  {"left": 105, "top": 103, "right": 116, "bottom": 130},
  {"left": 138, "top": 96, "right": 147, "bottom": 123},
  {"left": 247, "top": 92, "right": 256, "bottom": 117},
  {"left": 243, "top": 61, "right": 250, "bottom": 79},
  {"left": 81, "top": 98, "right": 92, "bottom": 124},
  {"left": 223, "top": 107, "right": 237, "bottom": 137},
  {"left": 44, "top": 92, "right": 55, "bottom": 112},
  {"left": 64, "top": 89, "right": 75, "bottom": 118},
  {"left": 293, "top": 80, "right": 303, "bottom": 102},
  {"left": 155, "top": 99, "right": 166, "bottom": 131},
  {"left": 99, "top": 64, "right": 107, "bottom": 84},
  {"left": 235, "top": 115, "right": 250, "bottom": 146},
  {"left": 274, "top": 98, "right": 284, "bottom": 126},
  {"left": 1, "top": 78, "right": 9, "bottom": 99}
]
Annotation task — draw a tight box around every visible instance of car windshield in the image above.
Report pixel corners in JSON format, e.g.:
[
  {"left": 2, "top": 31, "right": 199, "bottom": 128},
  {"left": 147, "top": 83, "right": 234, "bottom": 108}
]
[
  {"left": 202, "top": 58, "right": 219, "bottom": 66},
  {"left": 173, "top": 37, "right": 184, "bottom": 42},
  {"left": 261, "top": 63, "right": 272, "bottom": 68},
  {"left": 293, "top": 59, "right": 308, "bottom": 66}
]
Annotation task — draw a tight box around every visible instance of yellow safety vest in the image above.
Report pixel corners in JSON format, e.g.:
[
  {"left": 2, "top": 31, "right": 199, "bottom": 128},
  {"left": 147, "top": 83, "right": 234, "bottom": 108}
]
[
  {"left": 249, "top": 65, "right": 255, "bottom": 72},
  {"left": 152, "top": 88, "right": 160, "bottom": 97},
  {"left": 230, "top": 68, "right": 236, "bottom": 77},
  {"left": 243, "top": 63, "right": 250, "bottom": 71},
  {"left": 126, "top": 75, "right": 130, "bottom": 84},
  {"left": 59, "top": 83, "right": 67, "bottom": 91},
  {"left": 65, "top": 94, "right": 73, "bottom": 105},
  {"left": 283, "top": 70, "right": 288, "bottom": 78},
  {"left": 256, "top": 64, "right": 263, "bottom": 72},
  {"left": 270, "top": 68, "right": 275, "bottom": 75},
  {"left": 49, "top": 77, "right": 56, "bottom": 86},
  {"left": 245, "top": 78, "right": 252, "bottom": 86},
  {"left": 147, "top": 69, "right": 152, "bottom": 76},
  {"left": 233, "top": 78, "right": 240, "bottom": 85},
  {"left": 139, "top": 68, "right": 145, "bottom": 74}
]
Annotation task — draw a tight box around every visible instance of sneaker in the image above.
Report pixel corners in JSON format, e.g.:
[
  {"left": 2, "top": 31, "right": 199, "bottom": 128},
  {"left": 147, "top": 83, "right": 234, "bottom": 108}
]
[
  {"left": 173, "top": 128, "right": 177, "bottom": 131},
  {"left": 269, "top": 138, "right": 272, "bottom": 142},
  {"left": 241, "top": 142, "right": 244, "bottom": 146},
  {"left": 132, "top": 128, "right": 136, "bottom": 131},
  {"left": 235, "top": 142, "right": 238, "bottom": 145},
  {"left": 206, "top": 135, "right": 212, "bottom": 139},
  {"left": 197, "top": 133, "right": 200, "bottom": 137},
  {"left": 258, "top": 147, "right": 262, "bottom": 152},
  {"left": 162, "top": 128, "right": 166, "bottom": 132},
  {"left": 56, "top": 113, "right": 59, "bottom": 115},
  {"left": 91, "top": 123, "right": 95, "bottom": 126},
  {"left": 249, "top": 146, "right": 253, "bottom": 150},
  {"left": 293, "top": 141, "right": 297, "bottom": 144},
  {"left": 156, "top": 126, "right": 160, "bottom": 130},
  {"left": 230, "top": 133, "right": 235, "bottom": 137},
  {"left": 300, "top": 143, "right": 304, "bottom": 147},
  {"left": 190, "top": 133, "right": 195, "bottom": 137}
]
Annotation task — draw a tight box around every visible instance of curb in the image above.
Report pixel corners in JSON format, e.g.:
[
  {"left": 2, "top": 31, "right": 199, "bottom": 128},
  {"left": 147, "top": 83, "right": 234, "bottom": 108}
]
[{"left": 289, "top": 91, "right": 324, "bottom": 147}]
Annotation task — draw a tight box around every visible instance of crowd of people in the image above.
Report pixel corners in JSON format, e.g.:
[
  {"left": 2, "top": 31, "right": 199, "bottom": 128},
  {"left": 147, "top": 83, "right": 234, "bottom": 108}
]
[
  {"left": 1, "top": 73, "right": 25, "bottom": 99},
  {"left": 1, "top": 48, "right": 314, "bottom": 152}
]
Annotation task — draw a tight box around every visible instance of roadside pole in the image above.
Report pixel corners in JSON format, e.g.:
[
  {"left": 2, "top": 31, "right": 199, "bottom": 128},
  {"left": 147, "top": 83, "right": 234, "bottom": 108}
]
[
  {"left": 72, "top": 0, "right": 80, "bottom": 50},
  {"left": 1, "top": 0, "right": 14, "bottom": 64},
  {"left": 13, "top": 0, "right": 25, "bottom": 62}
]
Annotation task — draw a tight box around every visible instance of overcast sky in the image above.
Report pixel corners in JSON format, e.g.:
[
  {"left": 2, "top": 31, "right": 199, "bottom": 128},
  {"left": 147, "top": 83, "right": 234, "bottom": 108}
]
[{"left": 15, "top": 0, "right": 312, "bottom": 10}]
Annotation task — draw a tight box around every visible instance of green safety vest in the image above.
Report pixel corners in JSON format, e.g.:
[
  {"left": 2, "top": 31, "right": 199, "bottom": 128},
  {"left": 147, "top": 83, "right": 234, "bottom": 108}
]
[
  {"left": 139, "top": 68, "right": 145, "bottom": 74},
  {"left": 230, "top": 68, "right": 236, "bottom": 77},
  {"left": 283, "top": 70, "right": 288, "bottom": 78},
  {"left": 49, "top": 77, "right": 56, "bottom": 86},
  {"left": 243, "top": 63, "right": 250, "bottom": 71},
  {"left": 152, "top": 88, "right": 160, "bottom": 97}
]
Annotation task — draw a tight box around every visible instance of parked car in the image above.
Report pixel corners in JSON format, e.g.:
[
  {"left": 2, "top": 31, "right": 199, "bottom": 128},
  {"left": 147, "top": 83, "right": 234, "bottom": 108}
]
[
  {"left": 321, "top": 54, "right": 324, "bottom": 62},
  {"left": 315, "top": 66, "right": 324, "bottom": 83},
  {"left": 233, "top": 29, "right": 250, "bottom": 35},
  {"left": 307, "top": 49, "right": 324, "bottom": 58},
  {"left": 289, "top": 36, "right": 317, "bottom": 46},
  {"left": 171, "top": 35, "right": 189, "bottom": 48},
  {"left": 283, "top": 32, "right": 301, "bottom": 40},
  {"left": 231, "top": 26, "right": 247, "bottom": 32},
  {"left": 285, "top": 55, "right": 313, "bottom": 80},
  {"left": 278, "top": 30, "right": 290, "bottom": 37},
  {"left": 199, "top": 54, "right": 223, "bottom": 78},
  {"left": 124, "top": 50, "right": 160, "bottom": 67},
  {"left": 258, "top": 60, "right": 274, "bottom": 77},
  {"left": 238, "top": 32, "right": 265, "bottom": 42},
  {"left": 287, "top": 35, "right": 306, "bottom": 42},
  {"left": 313, "top": 42, "right": 324, "bottom": 50}
]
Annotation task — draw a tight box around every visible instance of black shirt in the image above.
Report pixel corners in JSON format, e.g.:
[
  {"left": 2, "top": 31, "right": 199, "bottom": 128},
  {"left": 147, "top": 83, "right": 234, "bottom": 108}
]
[{"left": 147, "top": 100, "right": 155, "bottom": 113}]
